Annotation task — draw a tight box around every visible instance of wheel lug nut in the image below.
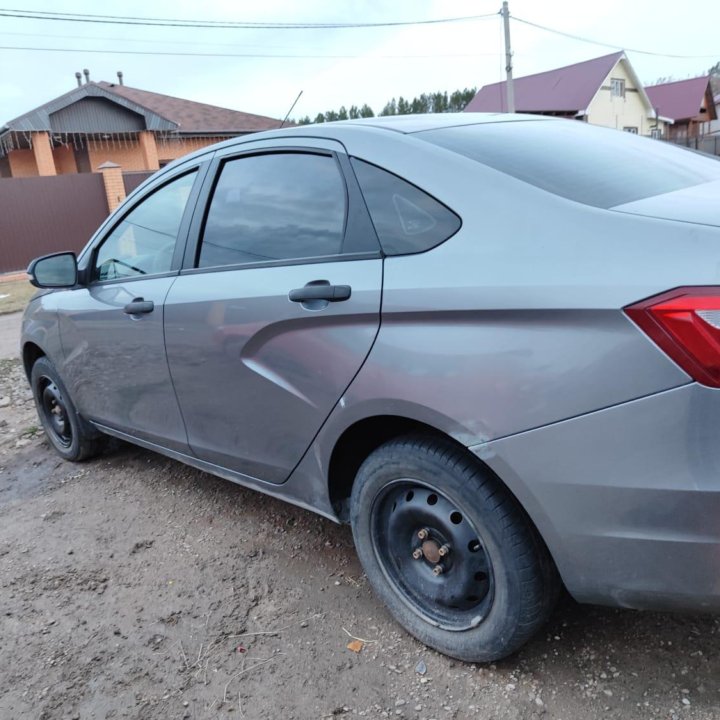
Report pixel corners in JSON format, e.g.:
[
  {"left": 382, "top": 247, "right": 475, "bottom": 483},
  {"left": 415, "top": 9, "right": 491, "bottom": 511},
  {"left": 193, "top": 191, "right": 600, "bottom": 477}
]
[
  {"left": 432, "top": 564, "right": 444, "bottom": 576},
  {"left": 417, "top": 528, "right": 429, "bottom": 540},
  {"left": 438, "top": 544, "right": 451, "bottom": 557},
  {"left": 412, "top": 548, "right": 423, "bottom": 560}
]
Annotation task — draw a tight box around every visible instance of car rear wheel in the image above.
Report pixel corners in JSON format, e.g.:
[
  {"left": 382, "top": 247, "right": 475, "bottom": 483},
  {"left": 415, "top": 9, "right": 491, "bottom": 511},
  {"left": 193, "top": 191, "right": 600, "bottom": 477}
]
[
  {"left": 31, "top": 357, "right": 104, "bottom": 462},
  {"left": 350, "top": 435, "right": 559, "bottom": 662}
]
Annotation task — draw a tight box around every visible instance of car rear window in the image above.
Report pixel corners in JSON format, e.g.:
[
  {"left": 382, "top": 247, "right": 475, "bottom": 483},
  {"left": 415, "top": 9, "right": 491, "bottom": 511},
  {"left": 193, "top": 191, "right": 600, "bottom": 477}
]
[
  {"left": 419, "top": 120, "right": 720, "bottom": 209},
  {"left": 351, "top": 158, "right": 461, "bottom": 255}
]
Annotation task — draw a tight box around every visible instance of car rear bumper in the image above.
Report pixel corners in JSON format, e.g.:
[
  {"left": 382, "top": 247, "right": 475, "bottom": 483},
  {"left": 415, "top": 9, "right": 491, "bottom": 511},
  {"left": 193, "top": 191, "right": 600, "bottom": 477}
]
[{"left": 470, "top": 382, "right": 720, "bottom": 612}]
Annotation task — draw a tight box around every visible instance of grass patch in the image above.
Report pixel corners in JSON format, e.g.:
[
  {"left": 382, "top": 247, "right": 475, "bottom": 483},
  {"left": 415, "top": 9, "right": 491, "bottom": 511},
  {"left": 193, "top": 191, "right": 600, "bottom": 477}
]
[{"left": 0, "top": 278, "right": 36, "bottom": 315}]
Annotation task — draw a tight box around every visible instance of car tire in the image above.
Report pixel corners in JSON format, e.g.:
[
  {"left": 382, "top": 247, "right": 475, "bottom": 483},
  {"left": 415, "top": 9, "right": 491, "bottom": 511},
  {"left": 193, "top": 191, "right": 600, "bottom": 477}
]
[
  {"left": 30, "top": 356, "right": 104, "bottom": 462},
  {"left": 350, "top": 434, "right": 559, "bottom": 662}
]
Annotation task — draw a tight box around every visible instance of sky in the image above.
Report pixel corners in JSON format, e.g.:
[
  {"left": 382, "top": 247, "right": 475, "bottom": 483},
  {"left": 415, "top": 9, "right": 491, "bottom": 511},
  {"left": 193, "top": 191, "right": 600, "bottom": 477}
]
[{"left": 0, "top": 0, "right": 718, "bottom": 124}]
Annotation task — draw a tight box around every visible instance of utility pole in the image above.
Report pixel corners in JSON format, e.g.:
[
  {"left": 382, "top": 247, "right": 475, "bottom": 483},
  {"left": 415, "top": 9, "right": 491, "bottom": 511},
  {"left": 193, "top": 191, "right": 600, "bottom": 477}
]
[{"left": 501, "top": 1, "right": 515, "bottom": 113}]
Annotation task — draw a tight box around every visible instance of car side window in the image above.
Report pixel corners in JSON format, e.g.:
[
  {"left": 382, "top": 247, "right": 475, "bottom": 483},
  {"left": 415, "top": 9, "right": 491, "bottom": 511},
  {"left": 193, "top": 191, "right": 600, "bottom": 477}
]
[
  {"left": 351, "top": 158, "right": 461, "bottom": 255},
  {"left": 94, "top": 170, "right": 198, "bottom": 281},
  {"left": 198, "top": 153, "right": 347, "bottom": 268}
]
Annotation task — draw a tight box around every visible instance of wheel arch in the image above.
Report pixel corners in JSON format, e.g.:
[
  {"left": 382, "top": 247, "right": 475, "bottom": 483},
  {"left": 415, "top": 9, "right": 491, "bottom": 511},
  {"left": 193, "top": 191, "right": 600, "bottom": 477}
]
[
  {"left": 326, "top": 413, "right": 563, "bottom": 587},
  {"left": 22, "top": 341, "right": 46, "bottom": 382},
  {"left": 327, "top": 416, "right": 460, "bottom": 517}
]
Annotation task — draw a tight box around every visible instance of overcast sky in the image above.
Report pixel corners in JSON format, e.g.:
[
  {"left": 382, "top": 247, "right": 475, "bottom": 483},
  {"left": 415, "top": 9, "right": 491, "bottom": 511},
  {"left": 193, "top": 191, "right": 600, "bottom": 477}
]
[{"left": 0, "top": 0, "right": 718, "bottom": 124}]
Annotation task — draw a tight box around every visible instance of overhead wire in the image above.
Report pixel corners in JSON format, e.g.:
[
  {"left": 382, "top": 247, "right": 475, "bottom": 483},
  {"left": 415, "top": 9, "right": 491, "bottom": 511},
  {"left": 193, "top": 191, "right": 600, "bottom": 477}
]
[
  {"left": 511, "top": 15, "right": 719, "bottom": 60},
  {"left": 0, "top": 45, "right": 502, "bottom": 59},
  {"left": 0, "top": 8, "right": 714, "bottom": 62},
  {"left": 0, "top": 8, "right": 499, "bottom": 30}
]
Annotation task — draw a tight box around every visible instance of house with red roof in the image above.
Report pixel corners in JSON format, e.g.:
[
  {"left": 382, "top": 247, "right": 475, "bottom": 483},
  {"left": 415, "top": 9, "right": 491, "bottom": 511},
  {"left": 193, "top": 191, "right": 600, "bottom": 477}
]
[
  {"left": 645, "top": 76, "right": 717, "bottom": 140},
  {"left": 0, "top": 71, "right": 282, "bottom": 178},
  {"left": 465, "top": 51, "right": 671, "bottom": 138}
]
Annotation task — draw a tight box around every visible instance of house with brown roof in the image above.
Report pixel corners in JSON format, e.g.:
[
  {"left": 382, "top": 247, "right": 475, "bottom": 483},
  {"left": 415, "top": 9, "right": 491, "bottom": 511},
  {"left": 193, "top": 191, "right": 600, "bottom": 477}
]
[
  {"left": 465, "top": 51, "right": 671, "bottom": 137},
  {"left": 0, "top": 71, "right": 282, "bottom": 178},
  {"left": 645, "top": 76, "right": 717, "bottom": 140}
]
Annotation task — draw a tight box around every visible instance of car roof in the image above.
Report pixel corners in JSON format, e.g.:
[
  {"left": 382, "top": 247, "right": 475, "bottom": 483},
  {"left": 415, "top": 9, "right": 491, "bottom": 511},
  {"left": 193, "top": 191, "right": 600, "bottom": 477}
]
[
  {"left": 164, "top": 113, "right": 553, "bottom": 172},
  {"left": 328, "top": 112, "right": 551, "bottom": 134}
]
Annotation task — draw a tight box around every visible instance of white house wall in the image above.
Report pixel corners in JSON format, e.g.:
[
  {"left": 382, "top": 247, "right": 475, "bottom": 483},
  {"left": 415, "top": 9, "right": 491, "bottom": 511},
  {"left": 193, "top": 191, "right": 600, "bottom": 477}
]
[{"left": 586, "top": 60, "right": 667, "bottom": 136}]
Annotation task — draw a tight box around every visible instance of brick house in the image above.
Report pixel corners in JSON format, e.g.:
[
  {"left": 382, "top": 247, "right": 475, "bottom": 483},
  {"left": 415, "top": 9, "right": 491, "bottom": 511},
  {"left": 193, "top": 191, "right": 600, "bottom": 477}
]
[
  {"left": 465, "top": 51, "right": 672, "bottom": 137},
  {"left": 645, "top": 76, "right": 718, "bottom": 140},
  {"left": 0, "top": 72, "right": 282, "bottom": 178}
]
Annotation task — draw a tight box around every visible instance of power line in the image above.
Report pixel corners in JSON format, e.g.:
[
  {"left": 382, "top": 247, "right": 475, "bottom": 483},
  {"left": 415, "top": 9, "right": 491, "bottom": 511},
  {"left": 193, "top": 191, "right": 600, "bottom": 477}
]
[
  {"left": 0, "top": 29, "right": 328, "bottom": 49},
  {"left": 512, "top": 16, "right": 719, "bottom": 59},
  {"left": 0, "top": 8, "right": 499, "bottom": 30},
  {"left": 0, "top": 44, "right": 502, "bottom": 59}
]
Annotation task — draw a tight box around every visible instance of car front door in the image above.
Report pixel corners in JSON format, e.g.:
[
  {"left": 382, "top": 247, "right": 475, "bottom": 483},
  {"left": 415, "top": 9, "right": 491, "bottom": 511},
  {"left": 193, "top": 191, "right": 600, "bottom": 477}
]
[
  {"left": 163, "top": 143, "right": 383, "bottom": 483},
  {"left": 57, "top": 164, "right": 206, "bottom": 452}
]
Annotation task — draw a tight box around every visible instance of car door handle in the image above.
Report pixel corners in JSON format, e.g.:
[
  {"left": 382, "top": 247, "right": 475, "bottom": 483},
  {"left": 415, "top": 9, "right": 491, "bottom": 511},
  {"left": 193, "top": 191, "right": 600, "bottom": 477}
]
[
  {"left": 288, "top": 284, "right": 352, "bottom": 303},
  {"left": 124, "top": 298, "right": 155, "bottom": 314}
]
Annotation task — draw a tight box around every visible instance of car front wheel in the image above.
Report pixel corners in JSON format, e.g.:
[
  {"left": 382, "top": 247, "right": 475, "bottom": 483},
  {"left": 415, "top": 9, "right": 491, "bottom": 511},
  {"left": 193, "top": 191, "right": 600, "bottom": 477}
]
[
  {"left": 350, "top": 435, "right": 559, "bottom": 662},
  {"left": 31, "top": 356, "right": 104, "bottom": 462}
]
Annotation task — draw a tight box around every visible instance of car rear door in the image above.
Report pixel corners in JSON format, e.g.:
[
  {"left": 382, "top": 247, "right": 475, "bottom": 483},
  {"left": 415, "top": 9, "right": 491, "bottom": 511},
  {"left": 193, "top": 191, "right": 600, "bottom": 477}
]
[
  {"left": 57, "top": 163, "right": 207, "bottom": 452},
  {"left": 163, "top": 140, "right": 383, "bottom": 483}
]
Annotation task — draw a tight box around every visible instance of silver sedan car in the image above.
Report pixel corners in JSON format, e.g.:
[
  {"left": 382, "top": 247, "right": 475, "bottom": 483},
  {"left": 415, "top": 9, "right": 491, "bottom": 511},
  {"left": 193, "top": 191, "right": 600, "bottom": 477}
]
[{"left": 22, "top": 114, "right": 720, "bottom": 661}]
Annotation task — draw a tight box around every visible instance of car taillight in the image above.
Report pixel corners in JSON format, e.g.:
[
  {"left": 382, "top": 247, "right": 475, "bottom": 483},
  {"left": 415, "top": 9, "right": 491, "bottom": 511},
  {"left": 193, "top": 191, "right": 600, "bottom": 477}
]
[{"left": 625, "top": 287, "right": 720, "bottom": 388}]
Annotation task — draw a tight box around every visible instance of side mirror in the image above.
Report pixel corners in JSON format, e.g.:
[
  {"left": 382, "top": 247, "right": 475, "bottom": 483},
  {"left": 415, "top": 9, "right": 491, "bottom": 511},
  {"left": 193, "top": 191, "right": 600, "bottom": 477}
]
[{"left": 27, "top": 252, "right": 78, "bottom": 289}]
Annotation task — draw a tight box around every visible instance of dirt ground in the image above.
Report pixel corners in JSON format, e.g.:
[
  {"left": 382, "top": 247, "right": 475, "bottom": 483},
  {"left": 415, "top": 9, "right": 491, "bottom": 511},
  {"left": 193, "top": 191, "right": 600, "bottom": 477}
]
[{"left": 2, "top": 344, "right": 720, "bottom": 719}]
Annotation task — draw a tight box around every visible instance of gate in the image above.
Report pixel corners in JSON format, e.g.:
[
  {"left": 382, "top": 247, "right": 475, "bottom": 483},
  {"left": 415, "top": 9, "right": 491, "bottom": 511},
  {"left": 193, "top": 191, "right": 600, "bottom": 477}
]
[{"left": 0, "top": 173, "right": 108, "bottom": 274}]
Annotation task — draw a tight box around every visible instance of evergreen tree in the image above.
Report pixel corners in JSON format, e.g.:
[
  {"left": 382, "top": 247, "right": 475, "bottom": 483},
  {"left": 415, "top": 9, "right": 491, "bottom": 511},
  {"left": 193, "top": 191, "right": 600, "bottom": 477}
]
[
  {"left": 380, "top": 98, "right": 397, "bottom": 116},
  {"left": 294, "top": 87, "right": 478, "bottom": 124}
]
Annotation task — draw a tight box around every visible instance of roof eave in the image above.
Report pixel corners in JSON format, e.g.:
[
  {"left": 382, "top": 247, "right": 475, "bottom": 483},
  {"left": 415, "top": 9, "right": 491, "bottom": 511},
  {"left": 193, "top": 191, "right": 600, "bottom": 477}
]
[{"left": 3, "top": 83, "right": 180, "bottom": 134}]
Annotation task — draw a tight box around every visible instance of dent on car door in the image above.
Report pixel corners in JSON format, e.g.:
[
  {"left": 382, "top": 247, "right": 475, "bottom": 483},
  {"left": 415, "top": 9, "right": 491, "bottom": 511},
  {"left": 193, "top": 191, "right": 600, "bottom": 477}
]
[
  {"left": 57, "top": 168, "right": 203, "bottom": 451},
  {"left": 164, "top": 149, "right": 383, "bottom": 483}
]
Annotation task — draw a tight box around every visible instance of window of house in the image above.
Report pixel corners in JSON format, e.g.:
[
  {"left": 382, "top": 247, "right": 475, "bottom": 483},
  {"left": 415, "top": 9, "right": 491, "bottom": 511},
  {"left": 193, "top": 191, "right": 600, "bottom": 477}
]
[
  {"left": 94, "top": 170, "right": 197, "bottom": 281},
  {"left": 623, "top": 127, "right": 638, "bottom": 134},
  {"left": 198, "top": 153, "right": 347, "bottom": 268},
  {"left": 650, "top": 128, "right": 662, "bottom": 139},
  {"left": 610, "top": 78, "right": 626, "bottom": 98},
  {"left": 350, "top": 158, "right": 461, "bottom": 255}
]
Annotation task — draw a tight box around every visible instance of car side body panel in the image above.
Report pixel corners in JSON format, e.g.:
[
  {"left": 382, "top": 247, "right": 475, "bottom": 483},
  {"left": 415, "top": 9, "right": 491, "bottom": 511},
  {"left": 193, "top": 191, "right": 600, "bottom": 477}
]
[
  {"left": 56, "top": 276, "right": 189, "bottom": 451},
  {"left": 21, "top": 290, "right": 65, "bottom": 371},
  {"left": 473, "top": 383, "right": 720, "bottom": 611},
  {"left": 164, "top": 259, "right": 383, "bottom": 483}
]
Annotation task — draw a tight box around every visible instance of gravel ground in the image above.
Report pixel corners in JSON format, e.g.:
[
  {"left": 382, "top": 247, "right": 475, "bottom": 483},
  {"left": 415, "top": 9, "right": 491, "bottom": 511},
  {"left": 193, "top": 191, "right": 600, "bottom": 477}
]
[
  {"left": 0, "top": 311, "right": 22, "bottom": 358},
  {"left": 1, "top": 355, "right": 720, "bottom": 720}
]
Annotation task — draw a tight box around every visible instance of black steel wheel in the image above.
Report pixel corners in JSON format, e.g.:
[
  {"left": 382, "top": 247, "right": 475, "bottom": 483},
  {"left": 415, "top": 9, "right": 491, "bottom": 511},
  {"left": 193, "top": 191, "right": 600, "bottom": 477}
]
[
  {"left": 30, "top": 356, "right": 104, "bottom": 462},
  {"left": 39, "top": 378, "right": 73, "bottom": 448},
  {"left": 350, "top": 434, "right": 559, "bottom": 662},
  {"left": 371, "top": 481, "right": 494, "bottom": 630}
]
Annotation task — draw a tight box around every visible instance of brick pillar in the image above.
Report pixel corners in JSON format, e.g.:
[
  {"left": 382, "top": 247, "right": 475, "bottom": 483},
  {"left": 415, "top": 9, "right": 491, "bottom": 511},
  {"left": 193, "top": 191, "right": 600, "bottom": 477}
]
[
  {"left": 138, "top": 131, "right": 160, "bottom": 170},
  {"left": 31, "top": 131, "right": 57, "bottom": 176},
  {"left": 98, "top": 161, "right": 126, "bottom": 212}
]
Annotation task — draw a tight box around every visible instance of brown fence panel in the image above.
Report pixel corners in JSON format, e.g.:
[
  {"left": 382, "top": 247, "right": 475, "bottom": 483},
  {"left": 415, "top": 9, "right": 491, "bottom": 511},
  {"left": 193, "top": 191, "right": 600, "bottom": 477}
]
[
  {"left": 123, "top": 171, "right": 154, "bottom": 196},
  {"left": 0, "top": 173, "right": 109, "bottom": 274}
]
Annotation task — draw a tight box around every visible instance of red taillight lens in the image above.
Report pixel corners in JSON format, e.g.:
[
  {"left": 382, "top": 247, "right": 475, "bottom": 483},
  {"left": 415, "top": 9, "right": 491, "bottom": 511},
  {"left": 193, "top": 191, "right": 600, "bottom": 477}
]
[{"left": 625, "top": 287, "right": 720, "bottom": 388}]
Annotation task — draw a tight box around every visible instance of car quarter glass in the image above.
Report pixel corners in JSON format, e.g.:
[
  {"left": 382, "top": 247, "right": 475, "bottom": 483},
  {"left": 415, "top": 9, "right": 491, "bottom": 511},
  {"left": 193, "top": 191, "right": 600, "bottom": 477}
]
[
  {"left": 198, "top": 153, "right": 347, "bottom": 268},
  {"left": 94, "top": 170, "right": 197, "bottom": 280},
  {"left": 350, "top": 157, "right": 461, "bottom": 255}
]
